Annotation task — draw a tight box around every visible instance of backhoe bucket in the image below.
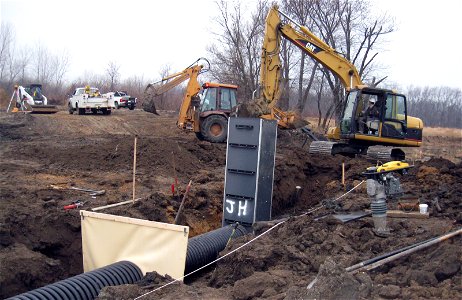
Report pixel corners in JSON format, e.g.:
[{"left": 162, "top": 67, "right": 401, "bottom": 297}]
[
  {"left": 142, "top": 89, "right": 159, "bottom": 115},
  {"left": 29, "top": 105, "right": 58, "bottom": 114}
]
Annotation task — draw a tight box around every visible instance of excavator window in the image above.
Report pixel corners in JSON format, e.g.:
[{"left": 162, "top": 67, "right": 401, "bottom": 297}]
[
  {"left": 382, "top": 94, "right": 407, "bottom": 139},
  {"left": 384, "top": 94, "right": 406, "bottom": 121},
  {"left": 340, "top": 91, "right": 358, "bottom": 134}
]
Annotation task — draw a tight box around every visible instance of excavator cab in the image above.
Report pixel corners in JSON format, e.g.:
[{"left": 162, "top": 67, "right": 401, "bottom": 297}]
[
  {"left": 339, "top": 87, "right": 409, "bottom": 140},
  {"left": 322, "top": 87, "right": 422, "bottom": 160}
]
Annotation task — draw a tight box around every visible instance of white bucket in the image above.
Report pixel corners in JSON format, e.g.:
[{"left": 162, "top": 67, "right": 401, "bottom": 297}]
[{"left": 419, "top": 204, "right": 428, "bottom": 214}]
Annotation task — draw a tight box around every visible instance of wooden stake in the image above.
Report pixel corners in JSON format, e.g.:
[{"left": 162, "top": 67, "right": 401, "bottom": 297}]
[
  {"left": 132, "top": 135, "right": 138, "bottom": 204},
  {"left": 174, "top": 180, "right": 192, "bottom": 225},
  {"left": 342, "top": 162, "right": 345, "bottom": 190}
]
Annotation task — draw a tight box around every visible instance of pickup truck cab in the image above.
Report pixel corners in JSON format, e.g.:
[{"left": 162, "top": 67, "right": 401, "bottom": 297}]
[
  {"left": 106, "top": 91, "right": 136, "bottom": 110},
  {"left": 68, "top": 87, "right": 112, "bottom": 115}
]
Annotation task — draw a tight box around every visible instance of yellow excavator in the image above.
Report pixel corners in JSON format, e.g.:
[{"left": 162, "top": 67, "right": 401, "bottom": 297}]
[
  {"left": 143, "top": 58, "right": 239, "bottom": 142},
  {"left": 245, "top": 5, "right": 423, "bottom": 160}
]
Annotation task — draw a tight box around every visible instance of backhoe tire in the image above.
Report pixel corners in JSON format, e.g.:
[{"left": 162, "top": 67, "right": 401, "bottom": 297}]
[{"left": 201, "top": 115, "right": 228, "bottom": 143}]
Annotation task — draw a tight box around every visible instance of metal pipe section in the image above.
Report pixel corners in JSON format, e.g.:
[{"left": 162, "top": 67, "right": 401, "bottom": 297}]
[
  {"left": 185, "top": 224, "right": 248, "bottom": 274},
  {"left": 8, "top": 261, "right": 143, "bottom": 300}
]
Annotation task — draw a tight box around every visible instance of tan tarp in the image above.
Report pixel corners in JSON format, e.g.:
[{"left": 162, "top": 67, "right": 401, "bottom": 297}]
[{"left": 80, "top": 210, "right": 189, "bottom": 279}]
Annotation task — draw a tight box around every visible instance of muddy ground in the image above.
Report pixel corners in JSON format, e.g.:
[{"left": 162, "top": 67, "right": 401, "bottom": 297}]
[{"left": 0, "top": 109, "right": 461, "bottom": 299}]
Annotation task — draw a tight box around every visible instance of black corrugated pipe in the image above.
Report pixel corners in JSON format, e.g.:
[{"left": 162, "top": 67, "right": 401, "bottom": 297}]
[
  {"left": 185, "top": 223, "right": 248, "bottom": 274},
  {"left": 10, "top": 224, "right": 248, "bottom": 299},
  {"left": 8, "top": 260, "right": 143, "bottom": 300}
]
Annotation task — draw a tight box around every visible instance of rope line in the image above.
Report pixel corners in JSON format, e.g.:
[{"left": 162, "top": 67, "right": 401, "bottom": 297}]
[{"left": 134, "top": 182, "right": 364, "bottom": 299}]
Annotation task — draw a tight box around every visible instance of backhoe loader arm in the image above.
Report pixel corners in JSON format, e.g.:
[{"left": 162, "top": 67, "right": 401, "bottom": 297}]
[
  {"left": 145, "top": 65, "right": 203, "bottom": 97},
  {"left": 144, "top": 62, "right": 203, "bottom": 128}
]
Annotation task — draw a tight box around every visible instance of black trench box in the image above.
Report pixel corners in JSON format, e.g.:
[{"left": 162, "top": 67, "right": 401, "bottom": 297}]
[{"left": 222, "top": 117, "right": 277, "bottom": 228}]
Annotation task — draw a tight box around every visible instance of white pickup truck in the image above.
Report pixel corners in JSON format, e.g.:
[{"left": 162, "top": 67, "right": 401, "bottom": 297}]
[
  {"left": 68, "top": 87, "right": 112, "bottom": 115},
  {"left": 106, "top": 91, "right": 137, "bottom": 110}
]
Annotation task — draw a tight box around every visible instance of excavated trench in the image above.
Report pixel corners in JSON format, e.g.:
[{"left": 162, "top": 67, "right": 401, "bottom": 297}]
[{"left": 1, "top": 111, "right": 461, "bottom": 299}]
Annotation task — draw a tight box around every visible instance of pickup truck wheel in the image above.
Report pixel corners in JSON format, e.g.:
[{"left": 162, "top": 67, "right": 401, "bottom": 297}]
[
  {"left": 115, "top": 102, "right": 119, "bottom": 109},
  {"left": 68, "top": 103, "right": 74, "bottom": 114},
  {"left": 78, "top": 107, "right": 85, "bottom": 115},
  {"left": 91, "top": 108, "right": 97, "bottom": 114},
  {"left": 105, "top": 109, "right": 112, "bottom": 115},
  {"left": 129, "top": 104, "right": 135, "bottom": 110},
  {"left": 201, "top": 115, "right": 228, "bottom": 143}
]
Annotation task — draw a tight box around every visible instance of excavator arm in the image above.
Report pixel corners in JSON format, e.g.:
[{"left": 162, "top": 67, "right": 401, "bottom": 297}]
[
  {"left": 259, "top": 5, "right": 363, "bottom": 107},
  {"left": 248, "top": 5, "right": 364, "bottom": 129},
  {"left": 276, "top": 9, "right": 363, "bottom": 89}
]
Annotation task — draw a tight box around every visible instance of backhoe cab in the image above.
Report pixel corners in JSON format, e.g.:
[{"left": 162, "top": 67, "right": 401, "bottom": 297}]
[{"left": 194, "top": 82, "right": 238, "bottom": 142}]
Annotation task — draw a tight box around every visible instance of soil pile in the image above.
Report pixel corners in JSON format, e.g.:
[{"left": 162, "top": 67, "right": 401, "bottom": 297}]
[{"left": 0, "top": 110, "right": 461, "bottom": 299}]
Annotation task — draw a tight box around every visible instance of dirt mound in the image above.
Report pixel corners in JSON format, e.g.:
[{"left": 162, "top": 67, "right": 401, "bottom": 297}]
[{"left": 1, "top": 109, "right": 461, "bottom": 299}]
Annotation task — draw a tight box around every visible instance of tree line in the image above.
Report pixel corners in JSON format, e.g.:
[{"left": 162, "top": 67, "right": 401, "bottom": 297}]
[{"left": 1, "top": 0, "right": 460, "bottom": 129}]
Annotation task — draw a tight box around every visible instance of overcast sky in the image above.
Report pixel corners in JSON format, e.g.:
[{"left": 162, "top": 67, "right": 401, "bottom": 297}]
[{"left": 1, "top": 0, "right": 461, "bottom": 90}]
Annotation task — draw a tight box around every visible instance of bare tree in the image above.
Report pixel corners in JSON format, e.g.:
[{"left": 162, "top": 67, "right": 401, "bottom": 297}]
[
  {"left": 16, "top": 46, "right": 32, "bottom": 82},
  {"left": 406, "top": 86, "right": 462, "bottom": 128},
  {"left": 0, "top": 22, "right": 15, "bottom": 81},
  {"left": 51, "top": 50, "right": 69, "bottom": 87},
  {"left": 106, "top": 61, "right": 120, "bottom": 91},
  {"left": 207, "top": 0, "right": 269, "bottom": 100}
]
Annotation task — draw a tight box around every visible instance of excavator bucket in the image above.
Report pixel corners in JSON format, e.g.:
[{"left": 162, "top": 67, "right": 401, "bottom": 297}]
[{"left": 237, "top": 100, "right": 308, "bottom": 129}]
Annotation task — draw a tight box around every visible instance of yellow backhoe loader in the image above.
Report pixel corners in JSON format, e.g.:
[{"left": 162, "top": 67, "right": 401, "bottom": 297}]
[
  {"left": 243, "top": 5, "right": 423, "bottom": 160},
  {"left": 143, "top": 58, "right": 238, "bottom": 142}
]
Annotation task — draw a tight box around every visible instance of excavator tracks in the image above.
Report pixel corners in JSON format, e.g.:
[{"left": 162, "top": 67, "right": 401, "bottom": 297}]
[
  {"left": 366, "top": 146, "right": 405, "bottom": 162},
  {"left": 309, "top": 141, "right": 405, "bottom": 162},
  {"left": 308, "top": 141, "right": 337, "bottom": 156}
]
